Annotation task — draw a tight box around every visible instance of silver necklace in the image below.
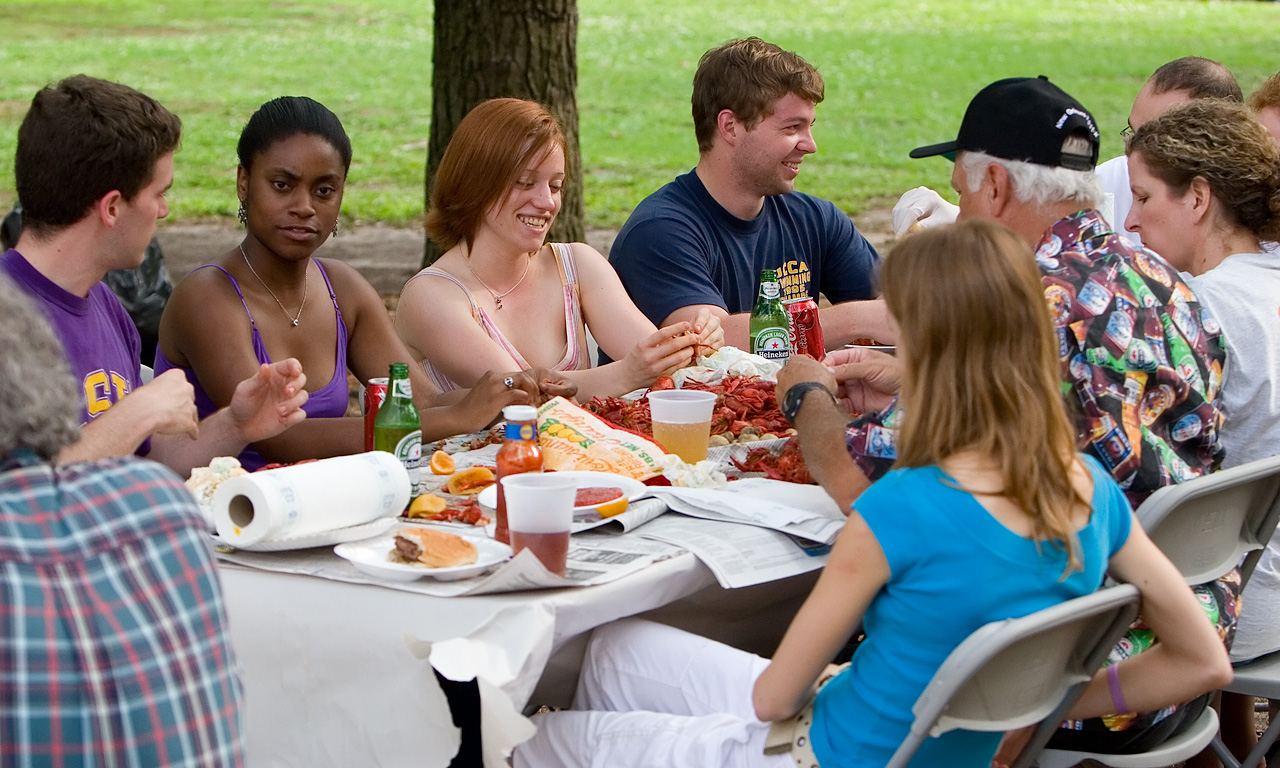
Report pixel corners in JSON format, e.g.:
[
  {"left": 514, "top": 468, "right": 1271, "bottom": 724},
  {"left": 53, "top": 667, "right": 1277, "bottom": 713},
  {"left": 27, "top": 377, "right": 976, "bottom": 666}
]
[
  {"left": 466, "top": 251, "right": 532, "bottom": 310},
  {"left": 240, "top": 244, "right": 308, "bottom": 327}
]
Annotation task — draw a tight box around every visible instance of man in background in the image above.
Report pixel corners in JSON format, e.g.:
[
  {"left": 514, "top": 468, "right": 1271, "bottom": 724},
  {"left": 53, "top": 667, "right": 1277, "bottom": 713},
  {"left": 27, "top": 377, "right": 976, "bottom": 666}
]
[
  {"left": 892, "top": 57, "right": 1242, "bottom": 248},
  {"left": 606, "top": 37, "right": 887, "bottom": 360}
]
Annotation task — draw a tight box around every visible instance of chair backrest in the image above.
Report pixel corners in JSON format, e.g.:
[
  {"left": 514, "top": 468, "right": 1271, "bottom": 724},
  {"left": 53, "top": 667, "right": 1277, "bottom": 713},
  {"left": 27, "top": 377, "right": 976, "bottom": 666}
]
[
  {"left": 884, "top": 583, "right": 1141, "bottom": 768},
  {"left": 1135, "top": 454, "right": 1280, "bottom": 587}
]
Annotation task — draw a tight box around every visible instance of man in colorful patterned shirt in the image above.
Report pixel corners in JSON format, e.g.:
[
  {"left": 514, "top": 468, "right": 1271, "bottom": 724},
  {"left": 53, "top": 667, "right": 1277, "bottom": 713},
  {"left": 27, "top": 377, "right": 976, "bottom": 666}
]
[
  {"left": 829, "top": 76, "right": 1227, "bottom": 755},
  {"left": 0, "top": 274, "right": 245, "bottom": 766},
  {"left": 841, "top": 76, "right": 1224, "bottom": 506}
]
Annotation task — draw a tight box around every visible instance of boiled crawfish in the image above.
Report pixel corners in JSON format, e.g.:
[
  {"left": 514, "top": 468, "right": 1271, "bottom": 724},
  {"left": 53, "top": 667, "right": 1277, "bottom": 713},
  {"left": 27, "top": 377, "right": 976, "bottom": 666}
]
[
  {"left": 731, "top": 436, "right": 814, "bottom": 484},
  {"left": 583, "top": 374, "right": 788, "bottom": 439}
]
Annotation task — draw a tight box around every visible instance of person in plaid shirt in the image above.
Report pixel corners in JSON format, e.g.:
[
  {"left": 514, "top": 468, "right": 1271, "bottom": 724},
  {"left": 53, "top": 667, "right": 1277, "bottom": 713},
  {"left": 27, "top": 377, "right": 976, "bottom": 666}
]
[{"left": 0, "top": 274, "right": 245, "bottom": 766}]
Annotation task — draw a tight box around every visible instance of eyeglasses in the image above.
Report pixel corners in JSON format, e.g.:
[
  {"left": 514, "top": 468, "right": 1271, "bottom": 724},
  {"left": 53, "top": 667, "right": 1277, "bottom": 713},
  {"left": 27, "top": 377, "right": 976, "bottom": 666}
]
[{"left": 1120, "top": 125, "right": 1134, "bottom": 138}]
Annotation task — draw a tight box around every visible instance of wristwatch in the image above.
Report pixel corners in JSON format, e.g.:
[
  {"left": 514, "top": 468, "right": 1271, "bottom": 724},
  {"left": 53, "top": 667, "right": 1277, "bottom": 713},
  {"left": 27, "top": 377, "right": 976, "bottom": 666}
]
[{"left": 781, "top": 382, "right": 835, "bottom": 425}]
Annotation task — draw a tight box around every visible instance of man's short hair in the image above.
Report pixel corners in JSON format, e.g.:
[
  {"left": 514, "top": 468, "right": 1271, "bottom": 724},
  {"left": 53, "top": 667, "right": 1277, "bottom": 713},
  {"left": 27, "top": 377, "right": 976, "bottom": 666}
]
[
  {"left": 15, "top": 75, "right": 182, "bottom": 238},
  {"left": 1247, "top": 71, "right": 1280, "bottom": 112},
  {"left": 0, "top": 275, "right": 80, "bottom": 461},
  {"left": 691, "top": 38, "right": 824, "bottom": 153},
  {"left": 1148, "top": 57, "right": 1243, "bottom": 102}
]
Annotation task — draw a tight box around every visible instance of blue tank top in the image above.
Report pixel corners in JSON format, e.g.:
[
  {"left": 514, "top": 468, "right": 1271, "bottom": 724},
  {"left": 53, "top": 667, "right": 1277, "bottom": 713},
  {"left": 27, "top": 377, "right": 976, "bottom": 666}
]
[{"left": 154, "top": 260, "right": 351, "bottom": 470}]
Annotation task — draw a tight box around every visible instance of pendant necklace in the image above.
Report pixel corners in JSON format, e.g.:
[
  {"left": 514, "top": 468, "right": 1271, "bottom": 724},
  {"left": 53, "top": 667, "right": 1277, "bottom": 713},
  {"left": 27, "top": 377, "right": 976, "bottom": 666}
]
[
  {"left": 240, "top": 244, "right": 308, "bottom": 327},
  {"left": 467, "top": 251, "right": 533, "bottom": 310}
]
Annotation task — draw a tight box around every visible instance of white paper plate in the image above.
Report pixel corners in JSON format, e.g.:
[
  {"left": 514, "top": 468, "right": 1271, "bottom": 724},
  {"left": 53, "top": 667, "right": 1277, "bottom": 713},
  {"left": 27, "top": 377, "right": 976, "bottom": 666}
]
[
  {"left": 334, "top": 533, "right": 511, "bottom": 582},
  {"left": 211, "top": 517, "right": 398, "bottom": 552},
  {"left": 476, "top": 471, "right": 648, "bottom": 519}
]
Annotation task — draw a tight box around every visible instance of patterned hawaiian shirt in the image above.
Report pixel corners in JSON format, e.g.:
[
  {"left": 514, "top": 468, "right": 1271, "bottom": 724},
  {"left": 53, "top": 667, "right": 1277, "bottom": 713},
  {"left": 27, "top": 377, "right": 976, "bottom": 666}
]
[
  {"left": 0, "top": 451, "right": 246, "bottom": 767},
  {"left": 846, "top": 209, "right": 1226, "bottom": 509}
]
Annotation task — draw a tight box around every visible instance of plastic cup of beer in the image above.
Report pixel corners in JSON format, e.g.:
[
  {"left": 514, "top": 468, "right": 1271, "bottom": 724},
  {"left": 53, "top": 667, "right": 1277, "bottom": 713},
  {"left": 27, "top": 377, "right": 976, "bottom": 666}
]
[
  {"left": 647, "top": 390, "right": 717, "bottom": 463},
  {"left": 501, "top": 473, "right": 577, "bottom": 576}
]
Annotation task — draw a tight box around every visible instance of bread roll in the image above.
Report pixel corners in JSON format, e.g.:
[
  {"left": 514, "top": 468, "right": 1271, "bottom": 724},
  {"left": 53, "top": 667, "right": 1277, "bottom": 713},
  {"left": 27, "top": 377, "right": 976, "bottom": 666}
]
[{"left": 393, "top": 528, "right": 478, "bottom": 568}]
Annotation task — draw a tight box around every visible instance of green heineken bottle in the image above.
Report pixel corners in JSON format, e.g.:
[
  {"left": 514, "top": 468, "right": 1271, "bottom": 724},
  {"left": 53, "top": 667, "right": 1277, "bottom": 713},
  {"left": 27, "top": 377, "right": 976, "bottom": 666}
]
[
  {"left": 750, "top": 269, "right": 792, "bottom": 363},
  {"left": 374, "top": 362, "right": 422, "bottom": 497}
]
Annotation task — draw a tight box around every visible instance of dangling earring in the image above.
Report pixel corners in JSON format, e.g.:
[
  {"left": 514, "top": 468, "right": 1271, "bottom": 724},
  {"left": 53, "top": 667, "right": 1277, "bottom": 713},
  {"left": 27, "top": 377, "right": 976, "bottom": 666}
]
[
  {"left": 331, "top": 219, "right": 340, "bottom": 237},
  {"left": 237, "top": 200, "right": 247, "bottom": 226}
]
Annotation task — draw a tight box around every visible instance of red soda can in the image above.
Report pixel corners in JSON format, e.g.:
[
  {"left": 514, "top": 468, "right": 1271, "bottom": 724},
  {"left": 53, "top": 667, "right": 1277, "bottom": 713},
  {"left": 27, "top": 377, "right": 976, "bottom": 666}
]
[
  {"left": 783, "top": 297, "right": 825, "bottom": 361},
  {"left": 361, "top": 377, "right": 389, "bottom": 452}
]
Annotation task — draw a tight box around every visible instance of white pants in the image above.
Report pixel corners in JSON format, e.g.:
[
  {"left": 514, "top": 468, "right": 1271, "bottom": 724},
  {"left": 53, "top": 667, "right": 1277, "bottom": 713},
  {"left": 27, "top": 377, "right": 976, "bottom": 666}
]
[{"left": 514, "top": 618, "right": 796, "bottom": 768}]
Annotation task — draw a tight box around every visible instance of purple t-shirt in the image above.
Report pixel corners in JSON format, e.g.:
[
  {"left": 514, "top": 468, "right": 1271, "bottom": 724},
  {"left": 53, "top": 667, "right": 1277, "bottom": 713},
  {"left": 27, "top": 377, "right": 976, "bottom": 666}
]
[{"left": 1, "top": 249, "right": 148, "bottom": 452}]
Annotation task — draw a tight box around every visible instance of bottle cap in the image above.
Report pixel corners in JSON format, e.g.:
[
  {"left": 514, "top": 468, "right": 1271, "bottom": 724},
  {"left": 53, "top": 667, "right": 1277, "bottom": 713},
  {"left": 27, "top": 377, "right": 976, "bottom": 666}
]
[{"left": 502, "top": 405, "right": 538, "bottom": 422}]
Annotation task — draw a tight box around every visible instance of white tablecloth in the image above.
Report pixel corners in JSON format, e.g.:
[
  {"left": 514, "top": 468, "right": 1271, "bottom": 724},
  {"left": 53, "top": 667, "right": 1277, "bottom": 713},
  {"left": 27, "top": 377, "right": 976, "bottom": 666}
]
[{"left": 221, "top": 548, "right": 818, "bottom": 767}]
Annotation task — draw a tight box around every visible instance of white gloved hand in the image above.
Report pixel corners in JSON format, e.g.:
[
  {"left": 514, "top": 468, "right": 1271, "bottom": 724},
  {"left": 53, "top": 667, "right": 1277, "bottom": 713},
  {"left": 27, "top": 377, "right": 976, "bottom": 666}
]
[{"left": 891, "top": 187, "right": 960, "bottom": 238}]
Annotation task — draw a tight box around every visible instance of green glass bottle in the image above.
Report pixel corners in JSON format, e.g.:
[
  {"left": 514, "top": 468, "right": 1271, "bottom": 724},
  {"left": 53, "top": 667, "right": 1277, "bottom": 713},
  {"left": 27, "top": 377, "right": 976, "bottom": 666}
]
[
  {"left": 750, "top": 269, "right": 792, "bottom": 363},
  {"left": 374, "top": 362, "right": 422, "bottom": 497}
]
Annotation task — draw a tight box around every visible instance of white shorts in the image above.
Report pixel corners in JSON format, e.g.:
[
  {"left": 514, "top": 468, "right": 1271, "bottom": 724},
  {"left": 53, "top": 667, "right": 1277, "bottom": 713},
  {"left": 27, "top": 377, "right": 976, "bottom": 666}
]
[{"left": 514, "top": 618, "right": 797, "bottom": 768}]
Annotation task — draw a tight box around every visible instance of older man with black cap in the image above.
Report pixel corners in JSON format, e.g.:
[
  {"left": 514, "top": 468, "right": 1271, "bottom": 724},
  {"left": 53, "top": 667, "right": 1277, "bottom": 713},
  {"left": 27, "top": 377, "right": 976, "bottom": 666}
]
[{"left": 831, "top": 76, "right": 1226, "bottom": 505}]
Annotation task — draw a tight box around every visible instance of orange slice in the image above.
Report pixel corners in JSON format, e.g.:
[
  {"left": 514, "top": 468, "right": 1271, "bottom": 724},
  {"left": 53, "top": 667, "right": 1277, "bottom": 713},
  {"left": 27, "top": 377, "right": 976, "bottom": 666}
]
[
  {"left": 429, "top": 450, "right": 455, "bottom": 475},
  {"left": 596, "top": 496, "right": 629, "bottom": 518}
]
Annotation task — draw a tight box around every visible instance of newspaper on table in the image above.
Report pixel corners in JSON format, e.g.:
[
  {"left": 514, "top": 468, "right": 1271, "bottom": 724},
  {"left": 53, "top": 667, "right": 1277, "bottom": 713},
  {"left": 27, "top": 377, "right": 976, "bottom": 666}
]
[
  {"left": 642, "top": 478, "right": 845, "bottom": 545},
  {"left": 215, "top": 528, "right": 684, "bottom": 597},
  {"left": 634, "top": 514, "right": 829, "bottom": 589}
]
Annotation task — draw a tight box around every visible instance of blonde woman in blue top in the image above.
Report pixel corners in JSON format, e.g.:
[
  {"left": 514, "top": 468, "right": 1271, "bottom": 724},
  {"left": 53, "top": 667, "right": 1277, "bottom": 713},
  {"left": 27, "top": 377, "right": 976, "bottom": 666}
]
[{"left": 514, "top": 220, "right": 1231, "bottom": 768}]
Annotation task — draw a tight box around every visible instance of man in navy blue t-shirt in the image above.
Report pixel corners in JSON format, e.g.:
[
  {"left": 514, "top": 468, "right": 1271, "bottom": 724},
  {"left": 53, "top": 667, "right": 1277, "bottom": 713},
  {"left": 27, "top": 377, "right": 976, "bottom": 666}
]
[{"left": 607, "top": 38, "right": 886, "bottom": 361}]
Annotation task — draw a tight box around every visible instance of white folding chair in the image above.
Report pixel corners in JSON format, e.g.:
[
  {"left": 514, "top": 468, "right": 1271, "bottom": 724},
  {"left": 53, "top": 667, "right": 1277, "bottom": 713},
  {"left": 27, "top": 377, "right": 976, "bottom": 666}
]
[
  {"left": 884, "top": 584, "right": 1141, "bottom": 768},
  {"left": 1038, "top": 453, "right": 1280, "bottom": 768},
  {"left": 1210, "top": 651, "right": 1280, "bottom": 768}
]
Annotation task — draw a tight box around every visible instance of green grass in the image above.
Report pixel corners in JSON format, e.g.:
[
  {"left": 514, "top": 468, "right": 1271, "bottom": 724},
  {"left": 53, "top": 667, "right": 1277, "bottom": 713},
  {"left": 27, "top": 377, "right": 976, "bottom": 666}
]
[{"left": 0, "top": 0, "right": 1276, "bottom": 227}]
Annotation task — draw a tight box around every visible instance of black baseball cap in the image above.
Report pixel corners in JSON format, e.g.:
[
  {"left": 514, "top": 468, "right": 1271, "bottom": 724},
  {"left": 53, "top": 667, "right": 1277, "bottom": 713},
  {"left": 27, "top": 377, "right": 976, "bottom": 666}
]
[{"left": 909, "top": 76, "right": 1100, "bottom": 171}]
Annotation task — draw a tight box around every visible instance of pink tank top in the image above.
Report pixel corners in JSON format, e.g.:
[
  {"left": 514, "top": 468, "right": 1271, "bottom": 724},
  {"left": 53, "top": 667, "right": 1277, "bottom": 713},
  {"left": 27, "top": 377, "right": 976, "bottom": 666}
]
[{"left": 408, "top": 243, "right": 591, "bottom": 391}]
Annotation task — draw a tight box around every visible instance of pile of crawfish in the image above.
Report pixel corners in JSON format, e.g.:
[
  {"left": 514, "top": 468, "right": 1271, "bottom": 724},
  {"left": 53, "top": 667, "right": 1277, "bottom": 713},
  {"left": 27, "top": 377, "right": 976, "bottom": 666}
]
[
  {"left": 583, "top": 374, "right": 790, "bottom": 440},
  {"left": 731, "top": 436, "right": 813, "bottom": 484}
]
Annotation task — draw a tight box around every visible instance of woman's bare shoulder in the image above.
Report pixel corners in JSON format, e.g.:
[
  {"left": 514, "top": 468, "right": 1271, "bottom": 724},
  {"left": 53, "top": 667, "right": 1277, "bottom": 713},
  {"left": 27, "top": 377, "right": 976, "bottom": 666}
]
[
  {"left": 168, "top": 256, "right": 246, "bottom": 311},
  {"left": 400, "top": 259, "right": 473, "bottom": 304}
]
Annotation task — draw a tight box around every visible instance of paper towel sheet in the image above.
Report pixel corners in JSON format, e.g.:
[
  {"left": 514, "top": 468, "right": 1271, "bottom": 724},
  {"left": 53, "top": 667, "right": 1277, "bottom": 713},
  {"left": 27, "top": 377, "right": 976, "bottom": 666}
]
[{"left": 213, "top": 452, "right": 410, "bottom": 547}]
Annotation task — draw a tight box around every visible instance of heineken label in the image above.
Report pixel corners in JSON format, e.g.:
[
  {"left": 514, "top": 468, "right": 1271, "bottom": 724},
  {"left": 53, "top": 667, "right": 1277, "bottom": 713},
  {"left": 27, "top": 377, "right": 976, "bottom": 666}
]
[
  {"left": 752, "top": 326, "right": 792, "bottom": 361},
  {"left": 761, "top": 281, "right": 781, "bottom": 300},
  {"left": 394, "top": 429, "right": 422, "bottom": 495},
  {"left": 392, "top": 378, "right": 413, "bottom": 399}
]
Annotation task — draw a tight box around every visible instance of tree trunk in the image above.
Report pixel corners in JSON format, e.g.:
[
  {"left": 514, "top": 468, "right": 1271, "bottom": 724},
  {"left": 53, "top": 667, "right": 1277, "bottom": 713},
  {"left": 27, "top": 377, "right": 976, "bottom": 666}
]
[{"left": 423, "top": 0, "right": 582, "bottom": 268}]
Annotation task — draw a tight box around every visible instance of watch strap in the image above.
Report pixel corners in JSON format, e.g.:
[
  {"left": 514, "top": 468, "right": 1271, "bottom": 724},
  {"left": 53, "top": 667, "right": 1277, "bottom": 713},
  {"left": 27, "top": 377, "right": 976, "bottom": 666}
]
[{"left": 782, "top": 382, "right": 835, "bottom": 424}]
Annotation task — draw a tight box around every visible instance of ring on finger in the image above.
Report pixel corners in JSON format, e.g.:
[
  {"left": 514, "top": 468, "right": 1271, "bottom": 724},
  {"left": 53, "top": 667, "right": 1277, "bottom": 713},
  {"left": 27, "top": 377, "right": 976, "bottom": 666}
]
[{"left": 503, "top": 376, "right": 515, "bottom": 389}]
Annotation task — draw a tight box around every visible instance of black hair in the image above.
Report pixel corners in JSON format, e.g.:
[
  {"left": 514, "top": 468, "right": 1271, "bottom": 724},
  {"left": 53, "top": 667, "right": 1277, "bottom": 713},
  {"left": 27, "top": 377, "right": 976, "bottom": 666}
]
[{"left": 237, "top": 96, "right": 352, "bottom": 173}]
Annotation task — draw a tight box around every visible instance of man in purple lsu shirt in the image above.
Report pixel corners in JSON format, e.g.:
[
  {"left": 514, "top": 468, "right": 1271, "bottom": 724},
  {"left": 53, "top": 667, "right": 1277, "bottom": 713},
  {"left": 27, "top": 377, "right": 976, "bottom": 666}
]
[{"left": 1, "top": 76, "right": 308, "bottom": 477}]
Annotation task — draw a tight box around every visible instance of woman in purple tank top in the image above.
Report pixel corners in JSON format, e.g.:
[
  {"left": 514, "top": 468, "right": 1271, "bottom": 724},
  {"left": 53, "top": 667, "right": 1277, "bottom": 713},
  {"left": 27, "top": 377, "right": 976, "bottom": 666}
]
[{"left": 155, "top": 97, "right": 575, "bottom": 470}]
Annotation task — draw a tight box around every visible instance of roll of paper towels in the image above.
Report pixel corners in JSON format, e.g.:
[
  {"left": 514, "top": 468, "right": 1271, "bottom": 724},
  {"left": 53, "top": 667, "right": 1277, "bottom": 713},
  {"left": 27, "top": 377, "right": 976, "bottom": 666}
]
[{"left": 213, "top": 452, "right": 410, "bottom": 547}]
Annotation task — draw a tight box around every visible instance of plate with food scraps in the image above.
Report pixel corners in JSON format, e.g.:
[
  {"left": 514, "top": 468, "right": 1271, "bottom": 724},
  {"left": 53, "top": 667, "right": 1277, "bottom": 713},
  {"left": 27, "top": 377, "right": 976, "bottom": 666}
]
[
  {"left": 334, "top": 532, "right": 511, "bottom": 582},
  {"left": 477, "top": 470, "right": 648, "bottom": 520}
]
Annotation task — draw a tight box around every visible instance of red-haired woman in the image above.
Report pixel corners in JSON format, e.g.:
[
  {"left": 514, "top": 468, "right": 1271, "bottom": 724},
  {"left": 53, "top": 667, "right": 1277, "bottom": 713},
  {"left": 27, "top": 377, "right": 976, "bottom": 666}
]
[{"left": 396, "top": 98, "right": 723, "bottom": 401}]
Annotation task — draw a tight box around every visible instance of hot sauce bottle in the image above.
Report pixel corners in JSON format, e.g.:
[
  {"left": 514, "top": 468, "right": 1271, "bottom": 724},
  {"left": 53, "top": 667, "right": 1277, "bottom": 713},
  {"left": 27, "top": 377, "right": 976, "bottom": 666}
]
[{"left": 495, "top": 405, "right": 543, "bottom": 544}]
